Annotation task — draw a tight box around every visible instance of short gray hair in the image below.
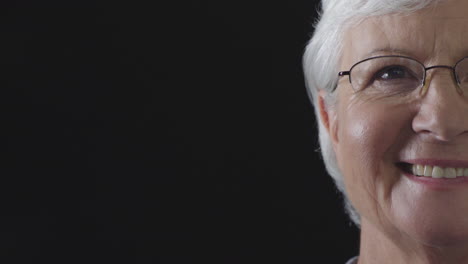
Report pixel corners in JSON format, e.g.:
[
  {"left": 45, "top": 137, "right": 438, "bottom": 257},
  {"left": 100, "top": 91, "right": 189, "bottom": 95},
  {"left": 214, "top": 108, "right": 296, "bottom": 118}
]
[{"left": 303, "top": 0, "right": 441, "bottom": 226}]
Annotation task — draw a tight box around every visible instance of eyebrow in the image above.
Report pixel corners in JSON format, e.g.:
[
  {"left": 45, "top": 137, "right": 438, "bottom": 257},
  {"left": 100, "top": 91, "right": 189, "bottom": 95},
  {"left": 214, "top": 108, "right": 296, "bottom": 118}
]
[
  {"left": 363, "top": 47, "right": 416, "bottom": 59},
  {"left": 363, "top": 47, "right": 468, "bottom": 62}
]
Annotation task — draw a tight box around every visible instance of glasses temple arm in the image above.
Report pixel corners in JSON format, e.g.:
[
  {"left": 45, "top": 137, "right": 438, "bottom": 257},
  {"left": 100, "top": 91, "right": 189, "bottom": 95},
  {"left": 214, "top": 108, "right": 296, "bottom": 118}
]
[
  {"left": 331, "top": 71, "right": 351, "bottom": 92},
  {"left": 338, "top": 71, "right": 350, "bottom": 76}
]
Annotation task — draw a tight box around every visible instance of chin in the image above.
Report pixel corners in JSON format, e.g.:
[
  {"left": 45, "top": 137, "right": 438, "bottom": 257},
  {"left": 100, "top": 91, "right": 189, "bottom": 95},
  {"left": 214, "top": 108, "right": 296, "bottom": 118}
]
[
  {"left": 415, "top": 225, "right": 468, "bottom": 248},
  {"left": 394, "top": 204, "right": 468, "bottom": 248}
]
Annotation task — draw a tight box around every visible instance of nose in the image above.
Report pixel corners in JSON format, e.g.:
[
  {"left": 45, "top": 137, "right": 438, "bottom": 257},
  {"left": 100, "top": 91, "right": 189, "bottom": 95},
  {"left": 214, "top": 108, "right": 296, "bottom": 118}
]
[{"left": 412, "top": 69, "right": 468, "bottom": 142}]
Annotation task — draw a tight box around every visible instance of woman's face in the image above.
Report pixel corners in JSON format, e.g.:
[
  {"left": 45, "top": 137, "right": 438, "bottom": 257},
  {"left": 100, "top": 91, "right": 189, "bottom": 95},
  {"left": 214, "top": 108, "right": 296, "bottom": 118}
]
[{"left": 328, "top": 0, "right": 468, "bottom": 248}]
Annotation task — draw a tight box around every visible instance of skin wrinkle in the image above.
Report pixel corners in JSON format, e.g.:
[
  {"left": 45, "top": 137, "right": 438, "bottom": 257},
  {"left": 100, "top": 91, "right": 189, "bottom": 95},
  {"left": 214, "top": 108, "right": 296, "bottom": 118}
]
[
  {"left": 320, "top": 0, "right": 468, "bottom": 263},
  {"left": 341, "top": 90, "right": 400, "bottom": 236}
]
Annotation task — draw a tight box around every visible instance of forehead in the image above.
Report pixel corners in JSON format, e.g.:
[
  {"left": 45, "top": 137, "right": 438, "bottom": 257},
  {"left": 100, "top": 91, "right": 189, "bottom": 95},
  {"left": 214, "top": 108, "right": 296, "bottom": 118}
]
[{"left": 342, "top": 0, "right": 468, "bottom": 67}]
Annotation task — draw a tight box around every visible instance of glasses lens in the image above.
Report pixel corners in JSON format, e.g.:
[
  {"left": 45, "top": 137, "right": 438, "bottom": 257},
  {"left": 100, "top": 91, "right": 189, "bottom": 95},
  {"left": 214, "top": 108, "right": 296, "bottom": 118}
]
[
  {"left": 455, "top": 57, "right": 468, "bottom": 92},
  {"left": 350, "top": 56, "right": 425, "bottom": 94}
]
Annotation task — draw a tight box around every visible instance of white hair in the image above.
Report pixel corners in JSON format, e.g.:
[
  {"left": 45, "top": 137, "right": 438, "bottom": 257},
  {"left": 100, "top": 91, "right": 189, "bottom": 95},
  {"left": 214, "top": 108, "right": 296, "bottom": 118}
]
[{"left": 303, "top": 0, "right": 442, "bottom": 226}]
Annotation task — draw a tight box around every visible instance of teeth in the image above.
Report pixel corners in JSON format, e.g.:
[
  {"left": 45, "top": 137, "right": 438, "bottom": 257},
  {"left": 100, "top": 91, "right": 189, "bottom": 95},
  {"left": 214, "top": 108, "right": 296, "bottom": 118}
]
[
  {"left": 432, "top": 166, "right": 443, "bottom": 178},
  {"left": 445, "top": 167, "right": 456, "bottom": 178},
  {"left": 416, "top": 164, "right": 424, "bottom": 175},
  {"left": 411, "top": 164, "right": 468, "bottom": 178},
  {"left": 424, "top": 165, "right": 433, "bottom": 177}
]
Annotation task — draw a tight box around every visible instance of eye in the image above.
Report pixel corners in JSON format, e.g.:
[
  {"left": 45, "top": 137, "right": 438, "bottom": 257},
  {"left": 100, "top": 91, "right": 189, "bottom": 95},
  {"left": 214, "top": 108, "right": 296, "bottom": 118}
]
[{"left": 375, "top": 65, "right": 413, "bottom": 81}]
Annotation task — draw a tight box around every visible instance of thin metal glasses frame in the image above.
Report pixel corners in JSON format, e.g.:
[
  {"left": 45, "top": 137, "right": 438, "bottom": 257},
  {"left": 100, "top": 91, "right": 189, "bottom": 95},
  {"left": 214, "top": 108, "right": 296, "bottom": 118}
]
[{"left": 334, "top": 55, "right": 468, "bottom": 92}]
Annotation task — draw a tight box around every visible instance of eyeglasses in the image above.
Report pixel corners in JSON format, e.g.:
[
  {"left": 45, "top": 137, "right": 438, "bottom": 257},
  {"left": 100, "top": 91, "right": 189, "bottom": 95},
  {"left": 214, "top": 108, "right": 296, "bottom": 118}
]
[{"left": 335, "top": 55, "right": 468, "bottom": 96}]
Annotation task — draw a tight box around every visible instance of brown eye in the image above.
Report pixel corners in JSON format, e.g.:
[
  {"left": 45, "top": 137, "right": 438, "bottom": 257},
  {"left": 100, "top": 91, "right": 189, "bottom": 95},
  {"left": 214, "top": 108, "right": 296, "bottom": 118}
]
[
  {"left": 346, "top": 56, "right": 425, "bottom": 94},
  {"left": 368, "top": 64, "right": 421, "bottom": 94},
  {"left": 375, "top": 66, "right": 412, "bottom": 81}
]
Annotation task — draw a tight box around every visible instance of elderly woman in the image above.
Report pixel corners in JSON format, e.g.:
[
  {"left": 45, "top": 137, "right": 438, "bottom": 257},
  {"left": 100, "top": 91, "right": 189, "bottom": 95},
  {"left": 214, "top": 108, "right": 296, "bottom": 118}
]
[{"left": 303, "top": 0, "right": 468, "bottom": 263}]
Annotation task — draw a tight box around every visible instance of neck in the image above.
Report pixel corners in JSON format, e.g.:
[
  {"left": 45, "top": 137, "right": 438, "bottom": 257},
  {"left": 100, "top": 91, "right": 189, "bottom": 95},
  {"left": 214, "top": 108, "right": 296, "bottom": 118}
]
[{"left": 358, "top": 218, "right": 468, "bottom": 264}]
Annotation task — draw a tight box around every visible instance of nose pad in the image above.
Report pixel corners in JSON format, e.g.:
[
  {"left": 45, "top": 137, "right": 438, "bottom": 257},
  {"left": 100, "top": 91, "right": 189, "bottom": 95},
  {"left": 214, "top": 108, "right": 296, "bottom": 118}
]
[
  {"left": 420, "top": 66, "right": 463, "bottom": 96},
  {"left": 420, "top": 77, "right": 430, "bottom": 96}
]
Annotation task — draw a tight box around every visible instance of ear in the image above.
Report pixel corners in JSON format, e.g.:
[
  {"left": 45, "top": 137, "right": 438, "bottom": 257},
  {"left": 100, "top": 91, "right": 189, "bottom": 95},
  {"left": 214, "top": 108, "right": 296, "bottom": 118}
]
[{"left": 318, "top": 90, "right": 339, "bottom": 147}]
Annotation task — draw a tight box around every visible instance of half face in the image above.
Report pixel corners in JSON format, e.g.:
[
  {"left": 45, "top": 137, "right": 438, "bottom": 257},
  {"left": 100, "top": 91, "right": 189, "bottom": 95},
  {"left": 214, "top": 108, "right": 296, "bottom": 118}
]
[{"left": 328, "top": 0, "right": 468, "bottom": 250}]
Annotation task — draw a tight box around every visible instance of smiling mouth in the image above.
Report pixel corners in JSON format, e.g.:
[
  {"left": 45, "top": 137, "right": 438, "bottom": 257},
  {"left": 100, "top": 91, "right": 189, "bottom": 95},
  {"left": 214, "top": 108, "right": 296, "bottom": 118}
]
[{"left": 399, "top": 162, "right": 468, "bottom": 179}]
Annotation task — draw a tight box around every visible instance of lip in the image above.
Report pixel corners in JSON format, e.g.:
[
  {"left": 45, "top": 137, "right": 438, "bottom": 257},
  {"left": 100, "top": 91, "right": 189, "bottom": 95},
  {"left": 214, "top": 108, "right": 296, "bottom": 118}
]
[
  {"left": 402, "top": 171, "right": 468, "bottom": 189},
  {"left": 399, "top": 159, "right": 468, "bottom": 190},
  {"left": 402, "top": 159, "right": 468, "bottom": 168}
]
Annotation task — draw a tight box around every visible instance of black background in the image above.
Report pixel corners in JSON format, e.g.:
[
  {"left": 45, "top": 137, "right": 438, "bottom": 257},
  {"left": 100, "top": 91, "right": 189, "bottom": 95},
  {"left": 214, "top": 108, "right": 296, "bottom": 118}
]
[{"left": 2, "top": 1, "right": 359, "bottom": 263}]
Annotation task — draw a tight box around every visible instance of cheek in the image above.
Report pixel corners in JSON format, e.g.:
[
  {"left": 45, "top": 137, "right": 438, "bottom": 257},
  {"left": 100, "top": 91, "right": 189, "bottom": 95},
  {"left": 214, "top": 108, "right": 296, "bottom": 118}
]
[
  {"left": 336, "top": 105, "right": 401, "bottom": 172},
  {"left": 334, "top": 101, "right": 413, "bottom": 217},
  {"left": 342, "top": 116, "right": 380, "bottom": 159}
]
